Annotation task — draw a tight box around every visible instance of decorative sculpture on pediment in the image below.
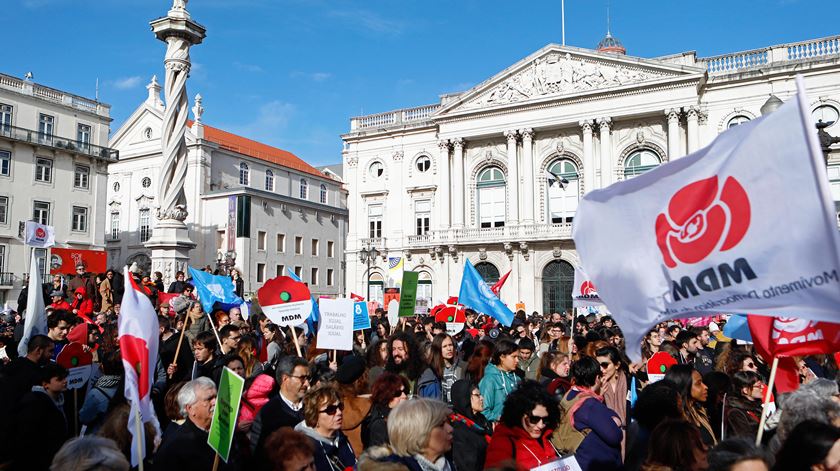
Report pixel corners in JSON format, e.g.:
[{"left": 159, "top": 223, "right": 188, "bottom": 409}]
[
  {"left": 469, "top": 54, "right": 667, "bottom": 109},
  {"left": 478, "top": 248, "right": 487, "bottom": 261}
]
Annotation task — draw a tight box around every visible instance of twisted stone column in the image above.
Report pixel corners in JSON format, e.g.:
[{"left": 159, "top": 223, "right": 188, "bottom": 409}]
[{"left": 158, "top": 35, "right": 192, "bottom": 221}]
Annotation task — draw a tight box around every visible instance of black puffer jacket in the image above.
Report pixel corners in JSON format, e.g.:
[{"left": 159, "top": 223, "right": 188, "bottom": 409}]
[{"left": 450, "top": 379, "right": 491, "bottom": 471}]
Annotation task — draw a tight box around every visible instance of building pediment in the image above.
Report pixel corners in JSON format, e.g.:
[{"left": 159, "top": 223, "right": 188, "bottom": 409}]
[{"left": 436, "top": 44, "right": 705, "bottom": 118}]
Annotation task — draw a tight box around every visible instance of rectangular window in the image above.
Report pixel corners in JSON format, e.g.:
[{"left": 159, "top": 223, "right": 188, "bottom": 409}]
[
  {"left": 38, "top": 114, "right": 54, "bottom": 143},
  {"left": 139, "top": 208, "right": 151, "bottom": 242},
  {"left": 0, "top": 150, "right": 9, "bottom": 176},
  {"left": 479, "top": 186, "right": 506, "bottom": 228},
  {"left": 256, "top": 263, "right": 266, "bottom": 283},
  {"left": 0, "top": 103, "right": 12, "bottom": 133},
  {"left": 257, "top": 230, "right": 267, "bottom": 250},
  {"left": 368, "top": 204, "right": 383, "bottom": 238},
  {"left": 33, "top": 200, "right": 50, "bottom": 225},
  {"left": 311, "top": 238, "right": 319, "bottom": 256},
  {"left": 74, "top": 165, "right": 90, "bottom": 189},
  {"left": 0, "top": 245, "right": 5, "bottom": 272},
  {"left": 72, "top": 206, "right": 88, "bottom": 232},
  {"left": 310, "top": 267, "right": 318, "bottom": 286},
  {"left": 327, "top": 268, "right": 334, "bottom": 286},
  {"left": 295, "top": 236, "right": 303, "bottom": 254},
  {"left": 35, "top": 157, "right": 52, "bottom": 182},
  {"left": 276, "top": 233, "right": 285, "bottom": 252},
  {"left": 327, "top": 241, "right": 334, "bottom": 258},
  {"left": 77, "top": 124, "right": 91, "bottom": 150},
  {"left": 294, "top": 266, "right": 302, "bottom": 278},
  {"left": 0, "top": 196, "right": 7, "bottom": 224},
  {"left": 110, "top": 212, "right": 120, "bottom": 239},
  {"left": 415, "top": 199, "right": 431, "bottom": 236},
  {"left": 276, "top": 264, "right": 285, "bottom": 277}
]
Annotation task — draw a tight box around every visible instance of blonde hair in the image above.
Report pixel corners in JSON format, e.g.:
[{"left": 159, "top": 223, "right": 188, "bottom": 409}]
[
  {"left": 50, "top": 436, "right": 129, "bottom": 471},
  {"left": 387, "top": 398, "right": 450, "bottom": 456}
]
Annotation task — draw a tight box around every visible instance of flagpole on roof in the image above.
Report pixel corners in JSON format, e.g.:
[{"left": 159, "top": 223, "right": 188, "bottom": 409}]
[{"left": 561, "top": 0, "right": 565, "bottom": 46}]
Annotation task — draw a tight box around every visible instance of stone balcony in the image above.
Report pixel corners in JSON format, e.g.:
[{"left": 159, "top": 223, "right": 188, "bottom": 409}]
[
  {"left": 698, "top": 35, "right": 840, "bottom": 75},
  {"left": 406, "top": 222, "right": 573, "bottom": 248}
]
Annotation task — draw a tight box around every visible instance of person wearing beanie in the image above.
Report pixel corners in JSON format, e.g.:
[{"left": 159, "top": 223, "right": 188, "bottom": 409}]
[{"left": 335, "top": 355, "right": 371, "bottom": 457}]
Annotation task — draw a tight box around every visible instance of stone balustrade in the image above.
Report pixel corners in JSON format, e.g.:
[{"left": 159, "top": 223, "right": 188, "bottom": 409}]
[
  {"left": 350, "top": 103, "right": 440, "bottom": 131},
  {"left": 700, "top": 35, "right": 840, "bottom": 75},
  {"left": 406, "top": 222, "right": 573, "bottom": 247},
  {"left": 0, "top": 72, "right": 108, "bottom": 115}
]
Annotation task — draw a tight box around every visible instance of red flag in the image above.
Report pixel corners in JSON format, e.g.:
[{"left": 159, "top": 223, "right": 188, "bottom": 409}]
[
  {"left": 748, "top": 315, "right": 840, "bottom": 393},
  {"left": 490, "top": 270, "right": 511, "bottom": 296},
  {"left": 350, "top": 292, "right": 365, "bottom": 302}
]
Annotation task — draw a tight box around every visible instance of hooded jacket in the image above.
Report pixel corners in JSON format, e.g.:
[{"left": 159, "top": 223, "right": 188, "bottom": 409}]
[
  {"left": 238, "top": 374, "right": 275, "bottom": 427},
  {"left": 71, "top": 286, "right": 94, "bottom": 322},
  {"left": 478, "top": 363, "right": 520, "bottom": 422},
  {"left": 294, "top": 421, "right": 357, "bottom": 471},
  {"left": 450, "top": 380, "right": 491, "bottom": 471},
  {"left": 484, "top": 423, "right": 558, "bottom": 470},
  {"left": 723, "top": 394, "right": 763, "bottom": 439}
]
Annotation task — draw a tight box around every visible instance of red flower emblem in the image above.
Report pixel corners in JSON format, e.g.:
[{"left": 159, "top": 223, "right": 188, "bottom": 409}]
[
  {"left": 120, "top": 335, "right": 150, "bottom": 399},
  {"left": 580, "top": 280, "right": 597, "bottom": 296},
  {"left": 655, "top": 176, "right": 750, "bottom": 268},
  {"left": 35, "top": 227, "right": 46, "bottom": 238},
  {"left": 257, "top": 276, "right": 311, "bottom": 307}
]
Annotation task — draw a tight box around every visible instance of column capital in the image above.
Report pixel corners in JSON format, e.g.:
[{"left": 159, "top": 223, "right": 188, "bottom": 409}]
[
  {"left": 437, "top": 139, "right": 450, "bottom": 151},
  {"left": 665, "top": 108, "right": 680, "bottom": 122},
  {"left": 504, "top": 129, "right": 518, "bottom": 142},
  {"left": 519, "top": 128, "right": 534, "bottom": 140},
  {"left": 598, "top": 117, "right": 611, "bottom": 130},
  {"left": 579, "top": 119, "right": 594, "bottom": 133},
  {"left": 452, "top": 137, "right": 465, "bottom": 150},
  {"left": 686, "top": 106, "right": 700, "bottom": 120}
]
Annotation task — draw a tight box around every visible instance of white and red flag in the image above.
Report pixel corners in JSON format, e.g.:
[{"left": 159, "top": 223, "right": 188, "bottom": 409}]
[
  {"left": 350, "top": 292, "right": 365, "bottom": 302},
  {"left": 490, "top": 270, "right": 511, "bottom": 296},
  {"left": 118, "top": 266, "right": 161, "bottom": 466},
  {"left": 573, "top": 77, "right": 840, "bottom": 361},
  {"left": 572, "top": 266, "right": 603, "bottom": 307}
]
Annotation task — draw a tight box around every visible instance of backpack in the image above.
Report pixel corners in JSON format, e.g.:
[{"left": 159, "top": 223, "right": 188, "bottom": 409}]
[{"left": 550, "top": 390, "right": 592, "bottom": 455}]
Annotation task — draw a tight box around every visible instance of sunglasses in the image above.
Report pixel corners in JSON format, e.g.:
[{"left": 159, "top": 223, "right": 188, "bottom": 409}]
[
  {"left": 393, "top": 388, "right": 407, "bottom": 398},
  {"left": 599, "top": 362, "right": 612, "bottom": 369},
  {"left": 320, "top": 402, "right": 345, "bottom": 415},
  {"left": 526, "top": 414, "right": 549, "bottom": 425}
]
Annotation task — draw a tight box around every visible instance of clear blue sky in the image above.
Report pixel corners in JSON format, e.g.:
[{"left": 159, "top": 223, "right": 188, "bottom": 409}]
[{"left": 6, "top": 0, "right": 838, "bottom": 165}]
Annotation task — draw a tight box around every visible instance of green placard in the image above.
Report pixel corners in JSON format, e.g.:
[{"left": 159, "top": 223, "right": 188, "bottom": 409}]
[
  {"left": 398, "top": 271, "right": 419, "bottom": 317},
  {"left": 207, "top": 367, "right": 245, "bottom": 462}
]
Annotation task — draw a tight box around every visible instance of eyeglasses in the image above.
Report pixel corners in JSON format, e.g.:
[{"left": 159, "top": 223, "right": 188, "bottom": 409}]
[
  {"left": 320, "top": 402, "right": 345, "bottom": 415},
  {"left": 471, "top": 392, "right": 483, "bottom": 399},
  {"left": 290, "top": 374, "right": 311, "bottom": 383},
  {"left": 526, "top": 414, "right": 549, "bottom": 425}
]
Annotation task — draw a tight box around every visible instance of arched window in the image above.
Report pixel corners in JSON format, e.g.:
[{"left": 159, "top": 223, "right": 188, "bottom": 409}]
[
  {"left": 320, "top": 184, "right": 328, "bottom": 204},
  {"left": 477, "top": 167, "right": 506, "bottom": 228},
  {"left": 813, "top": 105, "right": 839, "bottom": 128},
  {"left": 239, "top": 162, "right": 250, "bottom": 186},
  {"left": 265, "top": 169, "right": 274, "bottom": 191},
  {"left": 624, "top": 150, "right": 661, "bottom": 179},
  {"left": 727, "top": 115, "right": 751, "bottom": 128},
  {"left": 415, "top": 155, "right": 431, "bottom": 173},
  {"left": 417, "top": 271, "right": 433, "bottom": 309},
  {"left": 299, "top": 178, "right": 308, "bottom": 199},
  {"left": 474, "top": 262, "right": 500, "bottom": 285},
  {"left": 547, "top": 159, "right": 579, "bottom": 224},
  {"left": 369, "top": 161, "right": 384, "bottom": 178},
  {"left": 542, "top": 260, "right": 574, "bottom": 315},
  {"left": 368, "top": 272, "right": 384, "bottom": 304}
]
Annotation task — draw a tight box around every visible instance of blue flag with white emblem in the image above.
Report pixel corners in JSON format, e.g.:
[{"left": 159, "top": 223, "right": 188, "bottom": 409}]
[
  {"left": 287, "top": 267, "right": 320, "bottom": 330},
  {"left": 187, "top": 267, "right": 244, "bottom": 315},
  {"left": 458, "top": 259, "right": 514, "bottom": 327}
]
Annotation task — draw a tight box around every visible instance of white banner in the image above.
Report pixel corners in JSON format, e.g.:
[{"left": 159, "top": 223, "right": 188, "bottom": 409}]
[
  {"left": 573, "top": 77, "right": 840, "bottom": 361},
  {"left": 572, "top": 266, "right": 603, "bottom": 307},
  {"left": 316, "top": 298, "right": 355, "bottom": 351},
  {"left": 24, "top": 220, "right": 55, "bottom": 248}
]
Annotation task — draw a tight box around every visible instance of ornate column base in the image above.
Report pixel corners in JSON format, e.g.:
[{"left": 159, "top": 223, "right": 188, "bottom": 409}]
[{"left": 144, "top": 218, "right": 196, "bottom": 287}]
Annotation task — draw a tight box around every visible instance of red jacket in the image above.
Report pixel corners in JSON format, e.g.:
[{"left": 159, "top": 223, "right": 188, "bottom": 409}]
[
  {"left": 484, "top": 423, "right": 558, "bottom": 470},
  {"left": 71, "top": 287, "right": 94, "bottom": 323},
  {"left": 50, "top": 301, "right": 71, "bottom": 311}
]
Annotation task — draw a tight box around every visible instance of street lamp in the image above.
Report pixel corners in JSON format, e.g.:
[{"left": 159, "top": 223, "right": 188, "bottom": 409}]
[
  {"left": 358, "top": 245, "right": 379, "bottom": 300},
  {"left": 216, "top": 250, "right": 237, "bottom": 275}
]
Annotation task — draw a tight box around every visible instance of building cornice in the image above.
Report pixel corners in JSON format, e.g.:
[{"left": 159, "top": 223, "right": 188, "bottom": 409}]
[{"left": 203, "top": 187, "right": 349, "bottom": 216}]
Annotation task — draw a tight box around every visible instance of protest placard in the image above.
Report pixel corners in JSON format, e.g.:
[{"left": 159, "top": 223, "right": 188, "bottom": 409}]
[
  {"left": 317, "top": 298, "right": 355, "bottom": 351},
  {"left": 398, "top": 271, "right": 419, "bottom": 317},
  {"left": 208, "top": 367, "right": 245, "bottom": 462},
  {"left": 353, "top": 302, "right": 371, "bottom": 331},
  {"left": 383, "top": 287, "right": 400, "bottom": 307}
]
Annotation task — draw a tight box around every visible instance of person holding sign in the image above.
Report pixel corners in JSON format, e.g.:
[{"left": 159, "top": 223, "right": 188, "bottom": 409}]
[{"left": 295, "top": 384, "right": 357, "bottom": 471}]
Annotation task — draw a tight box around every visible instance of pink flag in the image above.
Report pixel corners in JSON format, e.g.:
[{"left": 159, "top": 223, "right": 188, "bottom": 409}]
[{"left": 118, "top": 266, "right": 161, "bottom": 466}]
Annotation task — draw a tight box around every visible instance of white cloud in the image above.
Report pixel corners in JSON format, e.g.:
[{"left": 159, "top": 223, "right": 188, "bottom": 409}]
[
  {"left": 233, "top": 61, "right": 264, "bottom": 73},
  {"left": 329, "top": 9, "right": 404, "bottom": 35},
  {"left": 112, "top": 76, "right": 142, "bottom": 90},
  {"left": 290, "top": 71, "right": 332, "bottom": 82},
  {"left": 224, "top": 100, "right": 296, "bottom": 143}
]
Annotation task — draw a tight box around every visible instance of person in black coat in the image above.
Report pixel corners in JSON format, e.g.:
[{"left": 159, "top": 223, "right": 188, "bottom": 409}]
[
  {"left": 168, "top": 271, "right": 189, "bottom": 294},
  {"left": 9, "top": 363, "right": 70, "bottom": 471},
  {"left": 449, "top": 379, "right": 492, "bottom": 471},
  {"left": 155, "top": 377, "right": 239, "bottom": 470},
  {"left": 361, "top": 372, "right": 410, "bottom": 448}
]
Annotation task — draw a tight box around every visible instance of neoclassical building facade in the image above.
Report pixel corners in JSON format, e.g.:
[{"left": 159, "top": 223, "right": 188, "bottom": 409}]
[{"left": 343, "top": 35, "right": 840, "bottom": 314}]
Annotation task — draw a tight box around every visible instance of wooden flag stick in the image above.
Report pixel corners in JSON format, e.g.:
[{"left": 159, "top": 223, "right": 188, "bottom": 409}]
[
  {"left": 135, "top": 406, "right": 145, "bottom": 471},
  {"left": 755, "top": 356, "right": 780, "bottom": 446},
  {"left": 212, "top": 453, "right": 220, "bottom": 471},
  {"left": 332, "top": 349, "right": 337, "bottom": 364},
  {"left": 169, "top": 314, "right": 192, "bottom": 378},
  {"left": 290, "top": 326, "right": 302, "bottom": 357},
  {"left": 73, "top": 389, "right": 79, "bottom": 433}
]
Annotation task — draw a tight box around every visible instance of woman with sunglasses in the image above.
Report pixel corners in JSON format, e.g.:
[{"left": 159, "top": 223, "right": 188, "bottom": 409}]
[
  {"left": 484, "top": 380, "right": 560, "bottom": 470},
  {"left": 295, "top": 384, "right": 356, "bottom": 471},
  {"left": 723, "top": 370, "right": 765, "bottom": 439},
  {"left": 361, "top": 372, "right": 410, "bottom": 449}
]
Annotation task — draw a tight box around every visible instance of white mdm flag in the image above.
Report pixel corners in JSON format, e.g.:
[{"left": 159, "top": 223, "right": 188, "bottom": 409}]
[
  {"left": 573, "top": 76, "right": 840, "bottom": 361},
  {"left": 572, "top": 266, "right": 603, "bottom": 308}
]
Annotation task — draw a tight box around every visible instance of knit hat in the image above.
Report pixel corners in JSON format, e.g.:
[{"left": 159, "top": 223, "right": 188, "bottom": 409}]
[
  {"left": 335, "top": 355, "right": 366, "bottom": 385},
  {"left": 170, "top": 296, "right": 191, "bottom": 315}
]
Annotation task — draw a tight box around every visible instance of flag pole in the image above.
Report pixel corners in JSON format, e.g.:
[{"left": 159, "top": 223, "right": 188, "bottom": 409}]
[
  {"left": 212, "top": 453, "right": 220, "bottom": 471},
  {"left": 169, "top": 314, "right": 192, "bottom": 379},
  {"left": 289, "top": 326, "right": 302, "bottom": 357},
  {"left": 204, "top": 310, "right": 224, "bottom": 349},
  {"left": 135, "top": 406, "right": 145, "bottom": 471},
  {"left": 755, "top": 356, "right": 779, "bottom": 446}
]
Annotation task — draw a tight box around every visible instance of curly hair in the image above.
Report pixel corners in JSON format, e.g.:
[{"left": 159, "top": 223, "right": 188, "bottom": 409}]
[
  {"left": 302, "top": 383, "right": 342, "bottom": 428},
  {"left": 385, "top": 331, "right": 424, "bottom": 380},
  {"left": 498, "top": 380, "right": 559, "bottom": 430},
  {"left": 370, "top": 372, "right": 410, "bottom": 407},
  {"left": 264, "top": 428, "right": 315, "bottom": 471}
]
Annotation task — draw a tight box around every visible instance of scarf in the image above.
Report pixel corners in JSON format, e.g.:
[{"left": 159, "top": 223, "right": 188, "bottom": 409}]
[
  {"left": 603, "top": 371, "right": 628, "bottom": 426},
  {"left": 94, "top": 374, "right": 121, "bottom": 390},
  {"left": 449, "top": 413, "right": 491, "bottom": 443},
  {"left": 413, "top": 454, "right": 451, "bottom": 471}
]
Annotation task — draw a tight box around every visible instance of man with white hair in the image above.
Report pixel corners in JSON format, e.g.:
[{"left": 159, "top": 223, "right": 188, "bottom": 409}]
[{"left": 155, "top": 377, "right": 238, "bottom": 469}]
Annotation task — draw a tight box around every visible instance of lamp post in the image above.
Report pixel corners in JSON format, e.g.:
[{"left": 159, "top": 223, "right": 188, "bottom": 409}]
[
  {"left": 358, "top": 245, "right": 379, "bottom": 301},
  {"left": 216, "top": 250, "right": 236, "bottom": 275}
]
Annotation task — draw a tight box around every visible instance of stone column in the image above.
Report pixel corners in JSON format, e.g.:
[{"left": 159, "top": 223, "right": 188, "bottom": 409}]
[
  {"left": 687, "top": 107, "right": 700, "bottom": 154},
  {"left": 580, "top": 120, "right": 595, "bottom": 192},
  {"left": 147, "top": 0, "right": 205, "bottom": 285},
  {"left": 520, "top": 128, "right": 535, "bottom": 225},
  {"left": 452, "top": 138, "right": 465, "bottom": 228},
  {"left": 666, "top": 108, "right": 681, "bottom": 159},
  {"left": 437, "top": 140, "right": 451, "bottom": 229},
  {"left": 598, "top": 118, "right": 612, "bottom": 187},
  {"left": 504, "top": 130, "right": 519, "bottom": 225}
]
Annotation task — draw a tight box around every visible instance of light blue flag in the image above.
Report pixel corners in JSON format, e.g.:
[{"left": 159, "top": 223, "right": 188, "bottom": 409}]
[
  {"left": 287, "top": 267, "right": 320, "bottom": 329},
  {"left": 187, "top": 267, "right": 244, "bottom": 315},
  {"left": 629, "top": 376, "right": 638, "bottom": 408},
  {"left": 458, "top": 259, "right": 514, "bottom": 327},
  {"left": 723, "top": 314, "right": 753, "bottom": 342}
]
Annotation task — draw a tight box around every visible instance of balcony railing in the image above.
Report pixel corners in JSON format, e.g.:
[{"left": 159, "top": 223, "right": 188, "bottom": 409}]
[
  {"left": 350, "top": 104, "right": 440, "bottom": 131},
  {"left": 406, "top": 222, "right": 573, "bottom": 246},
  {"left": 700, "top": 35, "right": 840, "bottom": 75},
  {"left": 0, "top": 272, "right": 13, "bottom": 286},
  {"left": 0, "top": 124, "right": 118, "bottom": 161},
  {"left": 0, "top": 72, "right": 106, "bottom": 115}
]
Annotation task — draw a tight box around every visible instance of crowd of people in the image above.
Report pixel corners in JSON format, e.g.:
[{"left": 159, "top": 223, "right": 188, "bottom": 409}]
[{"left": 0, "top": 262, "right": 838, "bottom": 471}]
